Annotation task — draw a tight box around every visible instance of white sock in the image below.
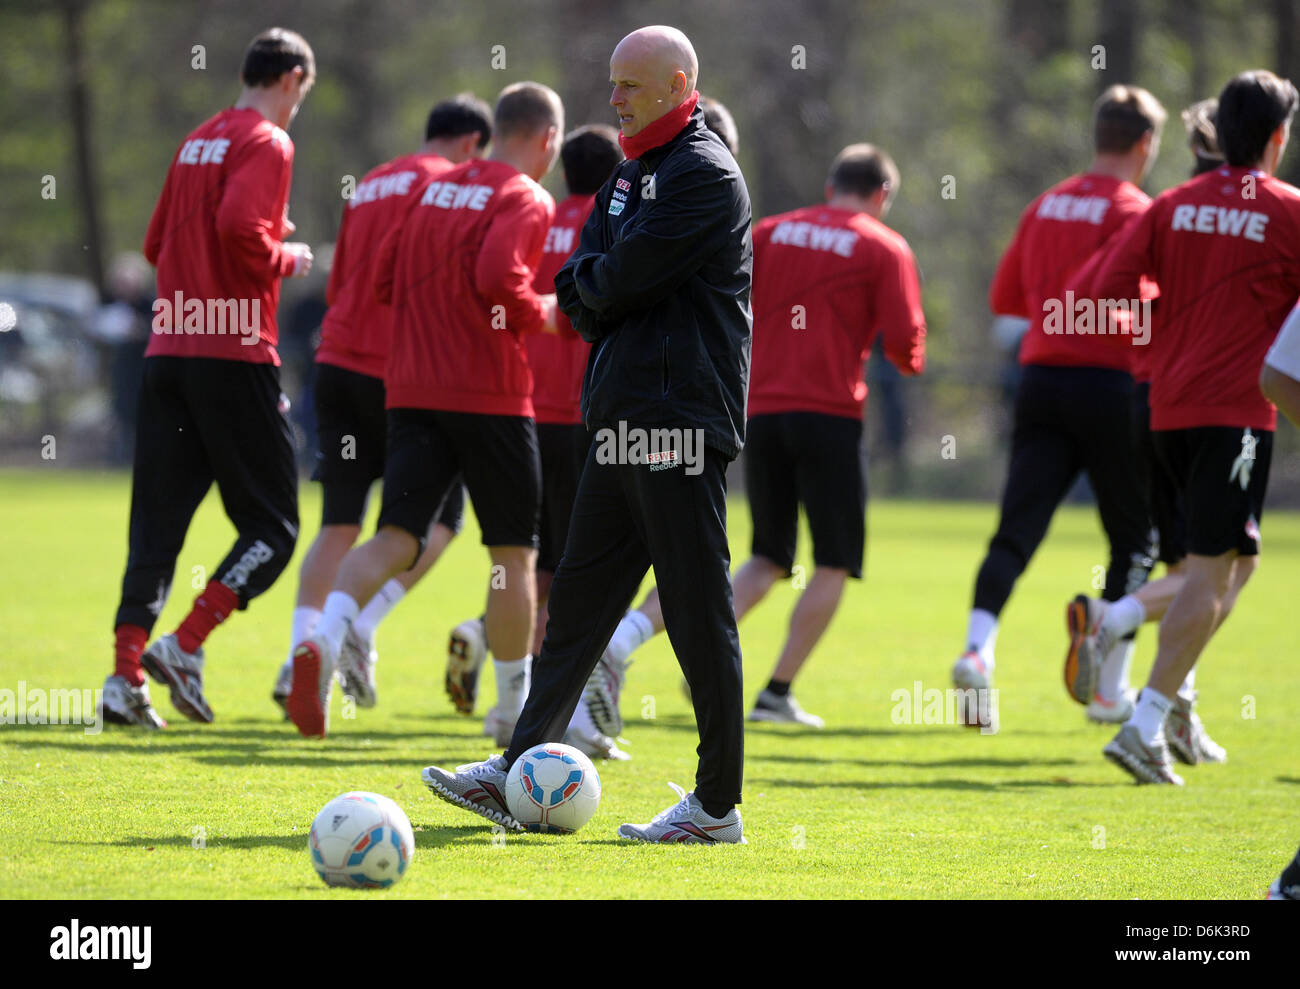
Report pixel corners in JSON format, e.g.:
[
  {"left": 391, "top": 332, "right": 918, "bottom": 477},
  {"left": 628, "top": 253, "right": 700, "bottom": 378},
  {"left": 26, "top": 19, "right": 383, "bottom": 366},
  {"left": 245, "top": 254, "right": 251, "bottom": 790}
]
[
  {"left": 287, "top": 606, "right": 322, "bottom": 665},
  {"left": 1178, "top": 666, "right": 1197, "bottom": 702},
  {"left": 1101, "top": 595, "right": 1145, "bottom": 639},
  {"left": 608, "top": 610, "right": 655, "bottom": 664},
  {"left": 966, "top": 608, "right": 998, "bottom": 664},
  {"left": 494, "top": 655, "right": 532, "bottom": 716},
  {"left": 1128, "top": 687, "right": 1173, "bottom": 745},
  {"left": 566, "top": 696, "right": 598, "bottom": 737},
  {"left": 315, "top": 591, "right": 359, "bottom": 659},
  {"left": 1096, "top": 638, "right": 1135, "bottom": 703},
  {"left": 353, "top": 578, "right": 405, "bottom": 645}
]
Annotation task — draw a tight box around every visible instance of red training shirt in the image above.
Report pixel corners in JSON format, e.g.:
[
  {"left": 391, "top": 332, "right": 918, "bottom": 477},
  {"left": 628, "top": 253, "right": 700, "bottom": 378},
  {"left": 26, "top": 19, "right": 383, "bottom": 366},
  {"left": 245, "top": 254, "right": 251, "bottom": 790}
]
[
  {"left": 375, "top": 159, "right": 555, "bottom": 416},
  {"left": 317, "top": 152, "right": 454, "bottom": 380},
  {"left": 1093, "top": 165, "right": 1300, "bottom": 431},
  {"left": 991, "top": 173, "right": 1150, "bottom": 372},
  {"left": 747, "top": 204, "right": 926, "bottom": 420},
  {"left": 525, "top": 194, "right": 596, "bottom": 425},
  {"left": 144, "top": 107, "right": 296, "bottom": 364}
]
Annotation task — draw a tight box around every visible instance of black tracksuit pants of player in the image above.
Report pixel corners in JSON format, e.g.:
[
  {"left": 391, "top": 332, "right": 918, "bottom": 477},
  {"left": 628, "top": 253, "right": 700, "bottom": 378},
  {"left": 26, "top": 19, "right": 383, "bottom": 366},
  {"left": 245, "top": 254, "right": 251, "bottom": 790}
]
[
  {"left": 974, "top": 364, "right": 1154, "bottom": 615},
  {"left": 114, "top": 356, "right": 299, "bottom": 632},
  {"left": 505, "top": 438, "right": 744, "bottom": 809}
]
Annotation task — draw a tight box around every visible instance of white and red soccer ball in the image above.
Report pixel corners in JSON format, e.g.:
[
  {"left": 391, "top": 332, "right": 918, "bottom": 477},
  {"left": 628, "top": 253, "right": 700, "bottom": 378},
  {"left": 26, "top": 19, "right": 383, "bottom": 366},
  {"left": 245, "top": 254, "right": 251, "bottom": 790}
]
[
  {"left": 506, "top": 743, "right": 602, "bottom": 834},
  {"left": 309, "top": 791, "right": 414, "bottom": 889}
]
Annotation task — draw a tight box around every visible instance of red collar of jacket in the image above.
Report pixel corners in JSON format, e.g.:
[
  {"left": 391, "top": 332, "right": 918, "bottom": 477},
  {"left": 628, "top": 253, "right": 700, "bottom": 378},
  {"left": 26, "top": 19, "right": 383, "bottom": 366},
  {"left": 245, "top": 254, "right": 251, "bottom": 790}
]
[{"left": 618, "top": 91, "right": 700, "bottom": 160}]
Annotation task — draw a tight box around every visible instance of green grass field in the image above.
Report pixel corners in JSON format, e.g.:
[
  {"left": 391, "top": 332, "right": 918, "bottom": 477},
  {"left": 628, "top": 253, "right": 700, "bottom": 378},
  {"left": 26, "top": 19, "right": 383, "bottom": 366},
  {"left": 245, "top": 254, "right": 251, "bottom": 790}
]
[{"left": 1, "top": 469, "right": 1295, "bottom": 899}]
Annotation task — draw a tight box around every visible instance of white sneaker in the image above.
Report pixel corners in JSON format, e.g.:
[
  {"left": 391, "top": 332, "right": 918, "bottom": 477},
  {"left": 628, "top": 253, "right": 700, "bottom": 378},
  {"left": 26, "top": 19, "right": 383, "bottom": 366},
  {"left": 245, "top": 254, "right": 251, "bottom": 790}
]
[
  {"left": 287, "top": 635, "right": 337, "bottom": 738},
  {"left": 481, "top": 705, "right": 518, "bottom": 748},
  {"left": 583, "top": 646, "right": 628, "bottom": 737},
  {"left": 1103, "top": 723, "right": 1185, "bottom": 785},
  {"left": 1086, "top": 688, "right": 1136, "bottom": 724},
  {"left": 748, "top": 688, "right": 824, "bottom": 728},
  {"left": 271, "top": 658, "right": 292, "bottom": 718},
  {"left": 421, "top": 754, "right": 522, "bottom": 830},
  {"left": 564, "top": 725, "right": 630, "bottom": 761},
  {"left": 1167, "top": 692, "right": 1227, "bottom": 765},
  {"left": 951, "top": 650, "right": 994, "bottom": 727},
  {"left": 338, "top": 626, "right": 377, "bottom": 708},
  {"left": 446, "top": 618, "right": 487, "bottom": 714},
  {"left": 140, "top": 633, "right": 212, "bottom": 722},
  {"left": 99, "top": 674, "right": 167, "bottom": 730},
  {"left": 617, "top": 782, "right": 746, "bottom": 844},
  {"left": 565, "top": 697, "right": 630, "bottom": 760}
]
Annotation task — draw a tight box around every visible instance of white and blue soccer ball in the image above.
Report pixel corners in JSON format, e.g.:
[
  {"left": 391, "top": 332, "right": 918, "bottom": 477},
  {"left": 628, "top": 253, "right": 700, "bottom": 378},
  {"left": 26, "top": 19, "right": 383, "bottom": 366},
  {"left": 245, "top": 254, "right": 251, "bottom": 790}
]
[
  {"left": 506, "top": 742, "right": 601, "bottom": 834},
  {"left": 309, "top": 791, "right": 415, "bottom": 889}
]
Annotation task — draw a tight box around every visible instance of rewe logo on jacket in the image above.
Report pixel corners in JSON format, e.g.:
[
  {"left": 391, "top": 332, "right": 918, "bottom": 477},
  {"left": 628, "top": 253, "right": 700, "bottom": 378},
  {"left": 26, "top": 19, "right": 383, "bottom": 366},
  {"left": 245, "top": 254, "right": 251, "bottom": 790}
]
[{"left": 420, "top": 181, "right": 494, "bottom": 211}]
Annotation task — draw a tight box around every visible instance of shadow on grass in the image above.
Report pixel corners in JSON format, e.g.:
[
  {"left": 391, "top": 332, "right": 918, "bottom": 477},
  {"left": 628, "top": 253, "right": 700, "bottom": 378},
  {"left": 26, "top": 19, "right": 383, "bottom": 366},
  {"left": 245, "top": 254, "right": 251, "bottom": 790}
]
[
  {"left": 51, "top": 825, "right": 493, "bottom": 853},
  {"left": 1277, "top": 776, "right": 1300, "bottom": 785},
  {"left": 7, "top": 727, "right": 476, "bottom": 752},
  {"left": 187, "top": 752, "right": 474, "bottom": 769},
  {"left": 747, "top": 776, "right": 1119, "bottom": 790},
  {"left": 638, "top": 714, "right": 951, "bottom": 738},
  {"left": 752, "top": 753, "right": 1081, "bottom": 769}
]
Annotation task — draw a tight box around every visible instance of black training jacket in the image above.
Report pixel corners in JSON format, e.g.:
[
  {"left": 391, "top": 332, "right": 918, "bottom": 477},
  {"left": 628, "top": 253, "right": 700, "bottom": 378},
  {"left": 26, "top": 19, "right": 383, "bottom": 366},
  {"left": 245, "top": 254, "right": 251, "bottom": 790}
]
[{"left": 554, "top": 106, "right": 753, "bottom": 459}]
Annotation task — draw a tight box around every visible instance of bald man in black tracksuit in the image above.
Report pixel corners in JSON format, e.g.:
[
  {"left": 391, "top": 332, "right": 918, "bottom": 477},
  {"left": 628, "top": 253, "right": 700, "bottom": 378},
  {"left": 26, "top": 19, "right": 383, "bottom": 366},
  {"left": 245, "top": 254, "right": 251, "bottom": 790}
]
[{"left": 422, "top": 85, "right": 753, "bottom": 843}]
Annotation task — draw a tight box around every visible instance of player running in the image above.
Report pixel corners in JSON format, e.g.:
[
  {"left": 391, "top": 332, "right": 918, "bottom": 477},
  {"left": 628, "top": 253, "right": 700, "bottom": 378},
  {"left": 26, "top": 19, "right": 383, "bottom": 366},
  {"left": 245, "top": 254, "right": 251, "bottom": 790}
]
[
  {"left": 287, "top": 82, "right": 564, "bottom": 740},
  {"left": 272, "top": 94, "right": 493, "bottom": 715},
  {"left": 1063, "top": 100, "right": 1226, "bottom": 756},
  {"left": 1092, "top": 69, "right": 1300, "bottom": 784},
  {"left": 101, "top": 28, "right": 315, "bottom": 729},
  {"left": 444, "top": 124, "right": 626, "bottom": 760},
  {"left": 953, "top": 86, "right": 1166, "bottom": 725}
]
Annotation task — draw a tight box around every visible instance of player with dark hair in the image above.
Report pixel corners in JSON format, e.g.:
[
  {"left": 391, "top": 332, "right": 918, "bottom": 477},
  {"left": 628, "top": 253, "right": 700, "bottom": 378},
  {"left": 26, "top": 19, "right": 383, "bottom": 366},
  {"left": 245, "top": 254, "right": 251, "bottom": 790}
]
[
  {"left": 1093, "top": 69, "right": 1300, "bottom": 784},
  {"left": 271, "top": 94, "right": 493, "bottom": 713},
  {"left": 954, "top": 84, "right": 1167, "bottom": 726},
  {"left": 444, "top": 123, "right": 627, "bottom": 760},
  {"left": 733, "top": 142, "right": 924, "bottom": 724},
  {"left": 100, "top": 28, "right": 315, "bottom": 729},
  {"left": 424, "top": 25, "right": 754, "bottom": 843},
  {"left": 1063, "top": 98, "right": 1227, "bottom": 748},
  {"left": 700, "top": 95, "right": 739, "bottom": 156},
  {"left": 287, "top": 82, "right": 564, "bottom": 739},
  {"left": 585, "top": 142, "right": 924, "bottom": 731}
]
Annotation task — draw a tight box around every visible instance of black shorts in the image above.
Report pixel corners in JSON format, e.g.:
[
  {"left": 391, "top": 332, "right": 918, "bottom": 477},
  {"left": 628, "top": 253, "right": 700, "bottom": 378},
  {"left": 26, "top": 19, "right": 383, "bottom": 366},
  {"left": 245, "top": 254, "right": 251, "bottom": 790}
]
[
  {"left": 378, "top": 408, "right": 540, "bottom": 556},
  {"left": 1132, "top": 382, "right": 1187, "bottom": 565},
  {"left": 1152, "top": 426, "right": 1273, "bottom": 557},
  {"left": 312, "top": 363, "right": 464, "bottom": 534},
  {"left": 536, "top": 422, "right": 591, "bottom": 574},
  {"left": 745, "top": 411, "right": 866, "bottom": 579}
]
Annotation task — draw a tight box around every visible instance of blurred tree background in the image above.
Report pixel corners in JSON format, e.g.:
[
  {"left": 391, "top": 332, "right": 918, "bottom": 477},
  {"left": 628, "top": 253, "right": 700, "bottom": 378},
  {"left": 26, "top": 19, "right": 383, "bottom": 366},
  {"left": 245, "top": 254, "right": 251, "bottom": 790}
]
[{"left": 2, "top": 0, "right": 1298, "bottom": 499}]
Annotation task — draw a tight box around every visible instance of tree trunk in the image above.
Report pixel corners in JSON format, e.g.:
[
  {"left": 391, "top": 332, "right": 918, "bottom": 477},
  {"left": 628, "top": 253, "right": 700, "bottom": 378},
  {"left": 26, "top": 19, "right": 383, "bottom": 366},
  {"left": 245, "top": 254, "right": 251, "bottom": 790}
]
[
  {"left": 61, "top": 0, "right": 105, "bottom": 300},
  {"left": 1097, "top": 0, "right": 1143, "bottom": 88}
]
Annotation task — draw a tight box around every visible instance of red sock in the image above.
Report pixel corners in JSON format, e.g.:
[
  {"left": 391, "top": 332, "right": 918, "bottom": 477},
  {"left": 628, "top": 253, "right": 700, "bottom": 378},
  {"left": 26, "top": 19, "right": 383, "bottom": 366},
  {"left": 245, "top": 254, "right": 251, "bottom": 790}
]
[
  {"left": 114, "top": 624, "right": 148, "bottom": 686},
  {"left": 175, "top": 581, "right": 240, "bottom": 654}
]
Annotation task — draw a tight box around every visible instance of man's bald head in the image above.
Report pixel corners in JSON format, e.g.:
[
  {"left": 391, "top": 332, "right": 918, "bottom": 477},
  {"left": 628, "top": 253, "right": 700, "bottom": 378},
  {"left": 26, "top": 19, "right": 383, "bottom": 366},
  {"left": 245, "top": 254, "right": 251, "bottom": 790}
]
[{"left": 609, "top": 25, "right": 699, "bottom": 137}]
